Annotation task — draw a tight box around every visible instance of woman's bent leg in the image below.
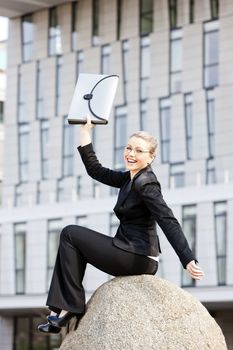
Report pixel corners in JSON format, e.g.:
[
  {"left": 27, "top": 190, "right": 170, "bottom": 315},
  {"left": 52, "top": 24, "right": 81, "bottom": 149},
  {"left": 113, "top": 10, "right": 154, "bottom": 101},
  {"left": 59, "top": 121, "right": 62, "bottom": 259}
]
[{"left": 46, "top": 225, "right": 158, "bottom": 314}]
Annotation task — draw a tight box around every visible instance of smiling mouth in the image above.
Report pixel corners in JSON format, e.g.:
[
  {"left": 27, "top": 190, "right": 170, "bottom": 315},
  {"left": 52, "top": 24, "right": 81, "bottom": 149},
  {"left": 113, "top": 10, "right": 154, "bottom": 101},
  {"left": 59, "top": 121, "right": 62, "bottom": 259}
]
[{"left": 126, "top": 158, "right": 137, "bottom": 164}]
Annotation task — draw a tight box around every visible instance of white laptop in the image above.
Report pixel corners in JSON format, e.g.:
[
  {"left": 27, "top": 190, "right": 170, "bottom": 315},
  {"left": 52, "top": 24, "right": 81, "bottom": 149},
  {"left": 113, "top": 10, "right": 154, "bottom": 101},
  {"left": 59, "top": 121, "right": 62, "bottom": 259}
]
[{"left": 67, "top": 73, "right": 119, "bottom": 125}]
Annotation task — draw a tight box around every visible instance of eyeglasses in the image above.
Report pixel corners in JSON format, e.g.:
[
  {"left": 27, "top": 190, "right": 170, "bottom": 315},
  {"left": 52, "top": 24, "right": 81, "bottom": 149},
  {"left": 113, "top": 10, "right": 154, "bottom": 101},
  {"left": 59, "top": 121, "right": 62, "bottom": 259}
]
[{"left": 124, "top": 146, "right": 151, "bottom": 155}]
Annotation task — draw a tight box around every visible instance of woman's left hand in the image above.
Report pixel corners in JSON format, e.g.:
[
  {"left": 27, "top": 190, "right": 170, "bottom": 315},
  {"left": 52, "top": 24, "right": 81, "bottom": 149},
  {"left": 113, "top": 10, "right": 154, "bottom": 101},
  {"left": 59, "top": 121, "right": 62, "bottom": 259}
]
[{"left": 186, "top": 260, "right": 204, "bottom": 280}]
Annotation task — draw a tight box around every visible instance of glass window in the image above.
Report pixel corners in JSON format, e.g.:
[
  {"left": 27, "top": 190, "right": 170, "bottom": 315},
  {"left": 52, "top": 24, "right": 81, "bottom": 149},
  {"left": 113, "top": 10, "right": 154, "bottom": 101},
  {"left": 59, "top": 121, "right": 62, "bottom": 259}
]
[
  {"left": 204, "top": 21, "right": 219, "bottom": 88},
  {"left": 0, "top": 181, "right": 2, "bottom": 205},
  {"left": 117, "top": 0, "right": 122, "bottom": 40},
  {"left": 0, "top": 42, "right": 7, "bottom": 70},
  {"left": 184, "top": 93, "right": 193, "bottom": 159},
  {"left": 114, "top": 106, "right": 127, "bottom": 170},
  {"left": 140, "top": 100, "right": 148, "bottom": 131},
  {"left": 206, "top": 89, "right": 215, "bottom": 158},
  {"left": 140, "top": 36, "right": 150, "bottom": 101},
  {"left": 189, "top": 0, "right": 195, "bottom": 23},
  {"left": 40, "top": 120, "right": 49, "bottom": 180},
  {"left": 170, "top": 29, "right": 182, "bottom": 94},
  {"left": 48, "top": 7, "right": 62, "bottom": 56},
  {"left": 14, "top": 223, "right": 26, "bottom": 294},
  {"left": 18, "top": 67, "right": 27, "bottom": 123},
  {"left": 71, "top": 1, "right": 79, "bottom": 51},
  {"left": 92, "top": 0, "right": 100, "bottom": 45},
  {"left": 110, "top": 212, "right": 118, "bottom": 237},
  {"left": 63, "top": 117, "right": 74, "bottom": 177},
  {"left": 18, "top": 124, "right": 30, "bottom": 183},
  {"left": 169, "top": 0, "right": 177, "bottom": 29},
  {"left": 36, "top": 61, "right": 44, "bottom": 119},
  {"left": 21, "top": 14, "right": 34, "bottom": 62},
  {"left": 76, "top": 50, "right": 84, "bottom": 79},
  {"left": 170, "top": 163, "right": 185, "bottom": 188},
  {"left": 159, "top": 98, "right": 171, "bottom": 163},
  {"left": 101, "top": 45, "right": 111, "bottom": 74},
  {"left": 47, "top": 219, "right": 62, "bottom": 289},
  {"left": 210, "top": 0, "right": 219, "bottom": 20},
  {"left": 181, "top": 205, "right": 196, "bottom": 287},
  {"left": 55, "top": 56, "right": 63, "bottom": 116},
  {"left": 140, "top": 0, "right": 153, "bottom": 35},
  {"left": 122, "top": 40, "right": 129, "bottom": 103},
  {"left": 0, "top": 101, "right": 4, "bottom": 123},
  {"left": 214, "top": 201, "right": 227, "bottom": 285}
]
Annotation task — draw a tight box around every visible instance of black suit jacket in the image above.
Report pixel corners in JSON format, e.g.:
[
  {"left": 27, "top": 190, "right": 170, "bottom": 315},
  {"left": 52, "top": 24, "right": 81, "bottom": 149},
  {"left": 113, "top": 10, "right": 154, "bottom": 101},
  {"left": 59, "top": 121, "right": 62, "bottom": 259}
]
[{"left": 78, "top": 143, "right": 195, "bottom": 269}]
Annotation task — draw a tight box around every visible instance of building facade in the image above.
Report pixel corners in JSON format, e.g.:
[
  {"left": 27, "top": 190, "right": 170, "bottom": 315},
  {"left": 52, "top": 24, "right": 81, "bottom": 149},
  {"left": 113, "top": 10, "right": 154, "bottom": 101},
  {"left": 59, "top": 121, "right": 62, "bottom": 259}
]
[{"left": 0, "top": 0, "right": 233, "bottom": 349}]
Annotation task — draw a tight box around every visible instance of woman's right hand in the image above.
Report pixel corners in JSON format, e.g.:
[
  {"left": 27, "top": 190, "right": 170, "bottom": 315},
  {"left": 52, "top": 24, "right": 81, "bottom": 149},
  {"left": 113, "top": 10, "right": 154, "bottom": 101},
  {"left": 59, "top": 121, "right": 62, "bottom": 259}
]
[{"left": 80, "top": 115, "right": 95, "bottom": 146}]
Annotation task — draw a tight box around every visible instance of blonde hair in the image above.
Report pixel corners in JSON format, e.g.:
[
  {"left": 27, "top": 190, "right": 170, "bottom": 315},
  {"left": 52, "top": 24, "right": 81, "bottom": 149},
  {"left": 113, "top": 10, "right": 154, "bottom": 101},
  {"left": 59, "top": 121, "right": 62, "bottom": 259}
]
[{"left": 129, "top": 131, "right": 158, "bottom": 156}]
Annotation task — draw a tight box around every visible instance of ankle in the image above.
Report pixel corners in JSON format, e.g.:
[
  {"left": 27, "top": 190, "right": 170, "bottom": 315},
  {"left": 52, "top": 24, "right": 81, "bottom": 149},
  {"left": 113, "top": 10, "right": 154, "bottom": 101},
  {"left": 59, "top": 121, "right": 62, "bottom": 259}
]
[{"left": 59, "top": 310, "right": 69, "bottom": 318}]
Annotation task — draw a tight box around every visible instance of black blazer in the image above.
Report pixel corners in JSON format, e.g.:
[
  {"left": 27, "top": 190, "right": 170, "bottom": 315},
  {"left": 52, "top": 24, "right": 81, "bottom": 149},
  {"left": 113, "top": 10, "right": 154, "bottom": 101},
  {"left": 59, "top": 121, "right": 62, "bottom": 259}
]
[{"left": 78, "top": 143, "right": 195, "bottom": 269}]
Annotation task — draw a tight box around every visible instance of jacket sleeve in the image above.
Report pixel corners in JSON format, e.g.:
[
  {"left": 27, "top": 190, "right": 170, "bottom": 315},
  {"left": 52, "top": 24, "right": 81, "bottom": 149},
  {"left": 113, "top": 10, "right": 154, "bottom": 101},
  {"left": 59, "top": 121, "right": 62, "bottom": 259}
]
[
  {"left": 78, "top": 143, "right": 129, "bottom": 188},
  {"left": 136, "top": 180, "right": 196, "bottom": 269}
]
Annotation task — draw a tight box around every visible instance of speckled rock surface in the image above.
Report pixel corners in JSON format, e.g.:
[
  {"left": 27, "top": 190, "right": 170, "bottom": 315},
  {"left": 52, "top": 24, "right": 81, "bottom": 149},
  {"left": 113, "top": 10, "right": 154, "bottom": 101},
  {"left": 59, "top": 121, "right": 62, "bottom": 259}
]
[{"left": 60, "top": 275, "right": 227, "bottom": 350}]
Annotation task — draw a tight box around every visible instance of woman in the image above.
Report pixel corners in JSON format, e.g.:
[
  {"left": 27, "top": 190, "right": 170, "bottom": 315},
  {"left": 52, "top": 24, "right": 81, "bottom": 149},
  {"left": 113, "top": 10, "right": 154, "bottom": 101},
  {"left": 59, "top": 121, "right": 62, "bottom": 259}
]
[{"left": 38, "top": 118, "right": 204, "bottom": 334}]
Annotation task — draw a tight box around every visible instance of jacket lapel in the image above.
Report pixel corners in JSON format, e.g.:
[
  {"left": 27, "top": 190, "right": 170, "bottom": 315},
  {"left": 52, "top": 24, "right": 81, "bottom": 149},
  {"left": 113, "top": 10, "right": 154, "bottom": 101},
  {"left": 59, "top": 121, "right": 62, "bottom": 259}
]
[{"left": 116, "top": 165, "right": 152, "bottom": 207}]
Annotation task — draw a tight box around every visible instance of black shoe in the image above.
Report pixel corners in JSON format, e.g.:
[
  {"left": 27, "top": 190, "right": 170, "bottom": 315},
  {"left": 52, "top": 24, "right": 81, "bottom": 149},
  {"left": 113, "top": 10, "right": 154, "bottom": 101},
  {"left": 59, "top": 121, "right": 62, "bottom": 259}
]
[
  {"left": 48, "top": 312, "right": 76, "bottom": 328},
  {"left": 38, "top": 322, "right": 61, "bottom": 334}
]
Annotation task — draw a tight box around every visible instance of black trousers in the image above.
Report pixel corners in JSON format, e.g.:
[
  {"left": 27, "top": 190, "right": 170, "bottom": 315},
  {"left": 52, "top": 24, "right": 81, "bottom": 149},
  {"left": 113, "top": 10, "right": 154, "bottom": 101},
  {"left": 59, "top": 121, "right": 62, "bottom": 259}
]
[{"left": 46, "top": 225, "right": 158, "bottom": 315}]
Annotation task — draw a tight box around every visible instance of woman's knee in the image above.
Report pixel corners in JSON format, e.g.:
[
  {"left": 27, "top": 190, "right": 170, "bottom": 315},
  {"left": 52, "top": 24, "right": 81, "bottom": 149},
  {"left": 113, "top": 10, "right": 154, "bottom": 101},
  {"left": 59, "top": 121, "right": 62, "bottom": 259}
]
[{"left": 60, "top": 225, "right": 77, "bottom": 241}]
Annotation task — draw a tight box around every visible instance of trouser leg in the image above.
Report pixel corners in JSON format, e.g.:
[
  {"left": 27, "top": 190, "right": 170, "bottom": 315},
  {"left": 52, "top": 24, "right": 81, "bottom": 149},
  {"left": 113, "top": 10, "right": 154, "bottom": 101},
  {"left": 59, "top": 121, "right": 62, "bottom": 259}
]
[{"left": 46, "top": 225, "right": 158, "bottom": 314}]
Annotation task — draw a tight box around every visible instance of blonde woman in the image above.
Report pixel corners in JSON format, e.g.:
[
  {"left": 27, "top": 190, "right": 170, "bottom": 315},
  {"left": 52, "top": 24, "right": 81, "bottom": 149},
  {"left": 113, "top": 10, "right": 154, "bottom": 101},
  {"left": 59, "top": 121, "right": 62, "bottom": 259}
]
[{"left": 38, "top": 118, "right": 204, "bottom": 334}]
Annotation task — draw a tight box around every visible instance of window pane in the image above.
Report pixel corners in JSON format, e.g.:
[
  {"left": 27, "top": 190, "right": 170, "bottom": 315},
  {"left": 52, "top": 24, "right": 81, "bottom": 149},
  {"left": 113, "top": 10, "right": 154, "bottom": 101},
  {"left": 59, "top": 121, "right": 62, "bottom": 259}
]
[
  {"left": 205, "top": 30, "right": 218, "bottom": 64},
  {"left": 214, "top": 202, "right": 227, "bottom": 285},
  {"left": 48, "top": 232, "right": 59, "bottom": 267},
  {"left": 101, "top": 45, "right": 111, "bottom": 74},
  {"left": 160, "top": 99, "right": 171, "bottom": 163},
  {"left": 171, "top": 71, "right": 182, "bottom": 93},
  {"left": 140, "top": 0, "right": 153, "bottom": 35},
  {"left": 16, "top": 270, "right": 25, "bottom": 294},
  {"left": 19, "top": 131, "right": 29, "bottom": 162},
  {"left": 22, "top": 15, "right": 34, "bottom": 62},
  {"left": 205, "top": 65, "right": 218, "bottom": 88},
  {"left": 23, "top": 16, "right": 33, "bottom": 42},
  {"left": 182, "top": 205, "right": 196, "bottom": 286},
  {"left": 215, "top": 215, "right": 226, "bottom": 255},
  {"left": 171, "top": 39, "right": 182, "bottom": 72},
  {"left": 161, "top": 108, "right": 170, "bottom": 139},
  {"left": 15, "top": 235, "right": 25, "bottom": 269},
  {"left": 217, "top": 257, "right": 226, "bottom": 285},
  {"left": 141, "top": 44, "right": 150, "bottom": 78},
  {"left": 15, "top": 317, "right": 30, "bottom": 350}
]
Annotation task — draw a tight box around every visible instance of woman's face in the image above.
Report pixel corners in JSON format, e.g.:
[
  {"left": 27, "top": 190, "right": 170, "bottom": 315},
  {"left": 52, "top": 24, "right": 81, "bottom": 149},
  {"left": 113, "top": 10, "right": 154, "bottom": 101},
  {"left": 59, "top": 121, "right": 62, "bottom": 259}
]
[{"left": 124, "top": 136, "right": 154, "bottom": 178}]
